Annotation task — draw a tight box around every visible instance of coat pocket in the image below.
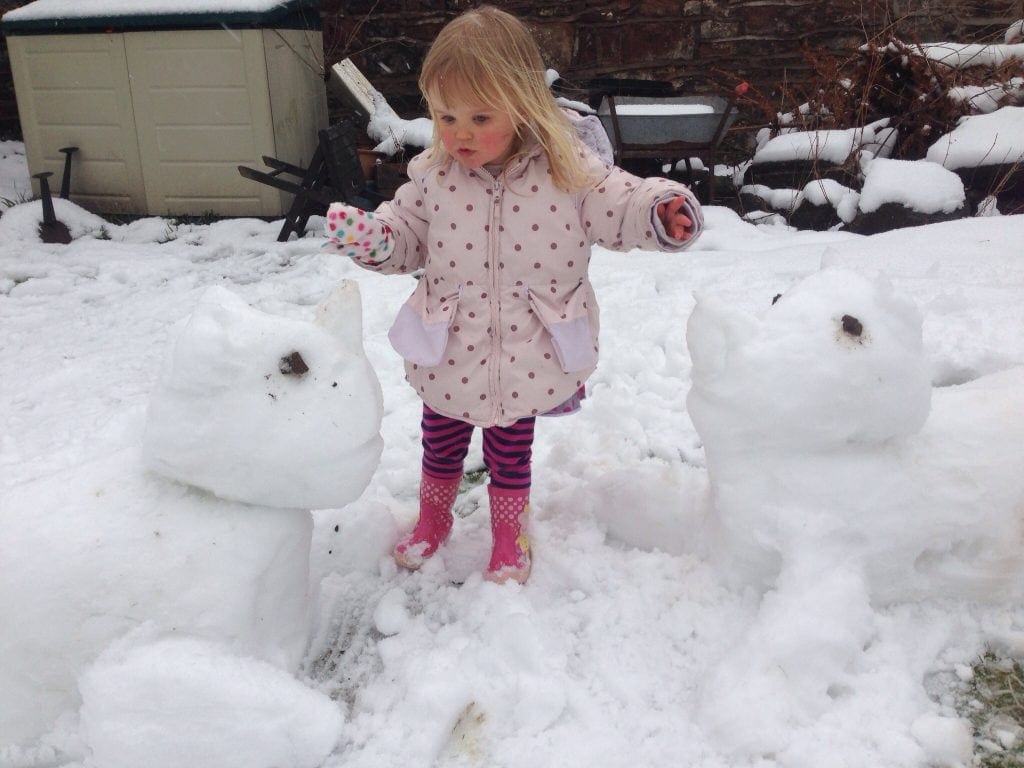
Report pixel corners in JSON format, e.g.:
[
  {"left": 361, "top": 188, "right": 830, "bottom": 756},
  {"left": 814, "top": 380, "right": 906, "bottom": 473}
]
[
  {"left": 528, "top": 282, "right": 598, "bottom": 373},
  {"left": 388, "top": 282, "right": 460, "bottom": 366}
]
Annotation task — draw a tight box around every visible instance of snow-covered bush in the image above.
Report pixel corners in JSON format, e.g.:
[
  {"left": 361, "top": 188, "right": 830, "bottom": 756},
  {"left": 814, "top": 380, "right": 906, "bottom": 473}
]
[{"left": 736, "top": 30, "right": 1024, "bottom": 225}]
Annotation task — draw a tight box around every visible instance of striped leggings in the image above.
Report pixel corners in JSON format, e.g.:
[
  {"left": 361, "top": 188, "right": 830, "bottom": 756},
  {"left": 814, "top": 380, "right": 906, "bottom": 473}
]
[{"left": 420, "top": 404, "right": 535, "bottom": 491}]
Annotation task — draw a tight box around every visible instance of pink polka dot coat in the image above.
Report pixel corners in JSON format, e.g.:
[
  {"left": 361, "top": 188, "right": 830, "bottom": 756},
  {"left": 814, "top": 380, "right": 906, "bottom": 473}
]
[{"left": 331, "top": 144, "right": 703, "bottom": 428}]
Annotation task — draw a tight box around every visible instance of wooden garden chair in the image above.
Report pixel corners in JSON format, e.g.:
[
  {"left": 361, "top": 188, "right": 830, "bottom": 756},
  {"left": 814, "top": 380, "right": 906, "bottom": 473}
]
[{"left": 238, "top": 119, "right": 384, "bottom": 242}]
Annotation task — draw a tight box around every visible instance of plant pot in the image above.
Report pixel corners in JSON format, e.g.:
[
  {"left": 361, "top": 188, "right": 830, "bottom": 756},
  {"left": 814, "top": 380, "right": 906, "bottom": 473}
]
[{"left": 357, "top": 148, "right": 385, "bottom": 178}]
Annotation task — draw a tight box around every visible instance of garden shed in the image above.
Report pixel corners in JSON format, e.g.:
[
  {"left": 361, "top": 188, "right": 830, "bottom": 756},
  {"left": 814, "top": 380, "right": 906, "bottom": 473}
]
[{"left": 2, "top": 0, "right": 327, "bottom": 216}]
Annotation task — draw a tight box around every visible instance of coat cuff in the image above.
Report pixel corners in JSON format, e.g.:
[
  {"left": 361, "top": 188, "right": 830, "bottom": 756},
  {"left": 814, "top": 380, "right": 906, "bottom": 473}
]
[{"left": 650, "top": 190, "right": 703, "bottom": 249}]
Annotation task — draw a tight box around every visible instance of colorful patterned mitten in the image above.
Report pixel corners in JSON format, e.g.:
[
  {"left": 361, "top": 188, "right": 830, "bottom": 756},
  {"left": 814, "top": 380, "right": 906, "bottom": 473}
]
[{"left": 323, "top": 203, "right": 392, "bottom": 265}]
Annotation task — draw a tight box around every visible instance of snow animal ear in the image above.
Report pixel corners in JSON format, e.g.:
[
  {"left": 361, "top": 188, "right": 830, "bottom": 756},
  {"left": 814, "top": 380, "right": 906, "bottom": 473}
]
[
  {"left": 819, "top": 246, "right": 842, "bottom": 271},
  {"left": 686, "top": 292, "right": 758, "bottom": 381},
  {"left": 170, "top": 286, "right": 252, "bottom": 376},
  {"left": 315, "top": 280, "right": 365, "bottom": 356}
]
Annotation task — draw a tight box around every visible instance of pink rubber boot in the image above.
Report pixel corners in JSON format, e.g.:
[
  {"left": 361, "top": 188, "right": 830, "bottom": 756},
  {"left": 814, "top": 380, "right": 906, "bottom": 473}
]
[
  {"left": 393, "top": 474, "right": 460, "bottom": 570},
  {"left": 485, "top": 486, "right": 531, "bottom": 584}
]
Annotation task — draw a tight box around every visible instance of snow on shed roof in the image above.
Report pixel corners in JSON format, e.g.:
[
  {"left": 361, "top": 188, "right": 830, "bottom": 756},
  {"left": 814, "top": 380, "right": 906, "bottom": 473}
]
[{"left": 2, "top": 0, "right": 318, "bottom": 32}]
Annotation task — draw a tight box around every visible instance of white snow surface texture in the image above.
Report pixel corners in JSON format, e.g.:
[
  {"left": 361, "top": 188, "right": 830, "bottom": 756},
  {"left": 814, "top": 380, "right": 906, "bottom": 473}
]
[{"left": 2, "top": 185, "right": 1024, "bottom": 768}]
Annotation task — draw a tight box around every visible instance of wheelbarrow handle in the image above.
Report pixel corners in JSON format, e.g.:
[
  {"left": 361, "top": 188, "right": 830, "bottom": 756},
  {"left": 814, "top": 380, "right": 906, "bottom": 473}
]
[{"left": 32, "top": 171, "right": 57, "bottom": 224}]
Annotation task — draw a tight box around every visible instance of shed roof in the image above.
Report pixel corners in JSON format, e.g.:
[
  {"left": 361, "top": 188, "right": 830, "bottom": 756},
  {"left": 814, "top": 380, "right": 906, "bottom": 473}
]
[{"left": 2, "top": 0, "right": 320, "bottom": 34}]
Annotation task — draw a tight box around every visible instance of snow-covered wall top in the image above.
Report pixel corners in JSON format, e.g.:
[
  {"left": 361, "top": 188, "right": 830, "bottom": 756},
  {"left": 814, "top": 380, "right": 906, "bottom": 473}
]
[
  {"left": 926, "top": 106, "right": 1024, "bottom": 169},
  {"left": 918, "top": 41, "right": 1024, "bottom": 69},
  {"left": 1, "top": 0, "right": 319, "bottom": 33}
]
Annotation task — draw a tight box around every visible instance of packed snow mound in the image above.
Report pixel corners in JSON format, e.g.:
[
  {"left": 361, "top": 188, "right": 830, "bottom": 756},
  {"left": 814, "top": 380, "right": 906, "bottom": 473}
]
[
  {"left": 143, "top": 280, "right": 383, "bottom": 509},
  {"left": 0, "top": 451, "right": 313, "bottom": 747},
  {"left": 926, "top": 106, "right": 1024, "bottom": 169},
  {"left": 858, "top": 158, "right": 965, "bottom": 214},
  {"left": 0, "top": 197, "right": 109, "bottom": 242},
  {"left": 752, "top": 119, "right": 897, "bottom": 163},
  {"left": 687, "top": 268, "right": 1024, "bottom": 598},
  {"left": 79, "top": 634, "right": 343, "bottom": 768}
]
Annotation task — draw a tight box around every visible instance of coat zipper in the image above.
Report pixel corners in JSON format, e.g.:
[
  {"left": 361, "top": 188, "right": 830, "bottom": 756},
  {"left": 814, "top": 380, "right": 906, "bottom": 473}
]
[{"left": 487, "top": 175, "right": 503, "bottom": 423}]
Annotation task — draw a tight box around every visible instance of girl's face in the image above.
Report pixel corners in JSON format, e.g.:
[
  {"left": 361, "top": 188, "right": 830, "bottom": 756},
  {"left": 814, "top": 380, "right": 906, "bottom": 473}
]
[{"left": 432, "top": 95, "right": 518, "bottom": 169}]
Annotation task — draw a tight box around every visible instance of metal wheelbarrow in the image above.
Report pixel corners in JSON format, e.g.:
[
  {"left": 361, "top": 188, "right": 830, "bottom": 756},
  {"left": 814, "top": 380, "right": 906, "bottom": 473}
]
[{"left": 597, "top": 83, "right": 747, "bottom": 204}]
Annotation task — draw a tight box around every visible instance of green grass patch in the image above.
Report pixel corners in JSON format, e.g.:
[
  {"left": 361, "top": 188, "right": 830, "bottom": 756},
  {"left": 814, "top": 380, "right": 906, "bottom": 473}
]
[
  {"left": 459, "top": 467, "right": 488, "bottom": 492},
  {"left": 959, "top": 652, "right": 1024, "bottom": 768}
]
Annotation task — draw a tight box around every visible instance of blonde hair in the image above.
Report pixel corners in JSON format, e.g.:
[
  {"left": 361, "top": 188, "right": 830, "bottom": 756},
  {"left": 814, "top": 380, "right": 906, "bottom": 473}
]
[{"left": 418, "top": 6, "right": 594, "bottom": 192}]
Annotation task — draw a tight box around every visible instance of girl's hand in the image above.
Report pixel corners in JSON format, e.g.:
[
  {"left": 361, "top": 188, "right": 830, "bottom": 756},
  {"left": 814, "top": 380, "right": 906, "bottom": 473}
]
[
  {"left": 656, "top": 196, "right": 694, "bottom": 241},
  {"left": 323, "top": 203, "right": 392, "bottom": 265}
]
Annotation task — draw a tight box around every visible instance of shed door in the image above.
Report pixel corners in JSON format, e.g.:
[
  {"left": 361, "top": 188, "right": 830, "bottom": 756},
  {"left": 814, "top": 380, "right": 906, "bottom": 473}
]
[
  {"left": 8, "top": 33, "right": 147, "bottom": 213},
  {"left": 123, "top": 29, "right": 281, "bottom": 217}
]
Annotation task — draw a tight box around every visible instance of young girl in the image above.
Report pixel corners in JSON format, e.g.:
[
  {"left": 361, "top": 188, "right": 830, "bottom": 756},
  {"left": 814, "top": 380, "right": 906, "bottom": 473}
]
[{"left": 324, "top": 6, "right": 703, "bottom": 584}]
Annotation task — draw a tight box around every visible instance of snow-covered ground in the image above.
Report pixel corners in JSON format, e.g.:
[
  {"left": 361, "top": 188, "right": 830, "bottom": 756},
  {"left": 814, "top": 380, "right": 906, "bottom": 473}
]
[{"left": 1, "top": 141, "right": 1023, "bottom": 768}]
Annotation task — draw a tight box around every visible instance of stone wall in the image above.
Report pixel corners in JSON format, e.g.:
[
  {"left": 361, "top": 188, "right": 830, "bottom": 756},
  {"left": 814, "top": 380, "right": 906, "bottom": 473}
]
[
  {"left": 322, "top": 0, "right": 1023, "bottom": 113},
  {"left": 2, "top": 0, "right": 1020, "bottom": 139}
]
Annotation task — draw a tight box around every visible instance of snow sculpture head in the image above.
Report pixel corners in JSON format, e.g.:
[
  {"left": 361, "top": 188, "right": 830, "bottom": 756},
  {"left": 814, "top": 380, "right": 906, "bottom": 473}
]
[
  {"left": 143, "top": 281, "right": 384, "bottom": 509},
  {"left": 687, "top": 268, "right": 931, "bottom": 456},
  {"left": 686, "top": 268, "right": 934, "bottom": 589}
]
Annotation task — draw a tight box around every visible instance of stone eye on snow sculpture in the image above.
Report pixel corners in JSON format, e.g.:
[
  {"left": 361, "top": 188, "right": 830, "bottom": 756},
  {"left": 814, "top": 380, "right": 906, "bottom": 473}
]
[
  {"left": 841, "top": 314, "right": 862, "bottom": 337},
  {"left": 279, "top": 351, "right": 310, "bottom": 376}
]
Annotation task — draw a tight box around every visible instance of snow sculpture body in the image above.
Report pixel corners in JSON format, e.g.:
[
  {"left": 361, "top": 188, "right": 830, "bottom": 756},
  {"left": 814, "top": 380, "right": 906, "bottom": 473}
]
[
  {"left": 686, "top": 268, "right": 1024, "bottom": 601},
  {"left": 144, "top": 280, "right": 384, "bottom": 510},
  {"left": 687, "top": 268, "right": 1024, "bottom": 759},
  {"left": 1, "top": 281, "right": 383, "bottom": 747}
]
